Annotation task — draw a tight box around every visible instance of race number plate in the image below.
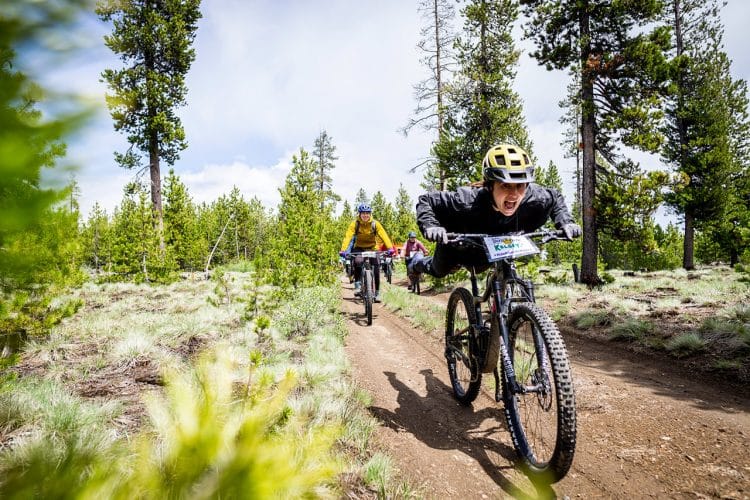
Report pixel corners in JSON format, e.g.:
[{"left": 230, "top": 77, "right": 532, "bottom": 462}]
[{"left": 483, "top": 235, "right": 540, "bottom": 262}]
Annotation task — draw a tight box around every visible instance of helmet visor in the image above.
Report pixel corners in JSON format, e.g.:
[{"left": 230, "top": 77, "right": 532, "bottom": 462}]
[{"left": 484, "top": 166, "right": 534, "bottom": 183}]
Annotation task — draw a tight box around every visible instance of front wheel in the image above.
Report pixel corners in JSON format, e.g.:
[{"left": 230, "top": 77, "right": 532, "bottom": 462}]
[
  {"left": 502, "top": 302, "right": 576, "bottom": 482},
  {"left": 362, "top": 269, "right": 374, "bottom": 326},
  {"left": 445, "top": 288, "right": 481, "bottom": 405}
]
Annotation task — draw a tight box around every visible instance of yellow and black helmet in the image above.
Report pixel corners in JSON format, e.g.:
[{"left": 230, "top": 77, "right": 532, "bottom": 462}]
[{"left": 482, "top": 144, "right": 535, "bottom": 183}]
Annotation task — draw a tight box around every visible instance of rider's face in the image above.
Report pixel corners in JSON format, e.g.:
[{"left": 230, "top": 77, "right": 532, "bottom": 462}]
[
  {"left": 359, "top": 211, "right": 372, "bottom": 220},
  {"left": 491, "top": 182, "right": 527, "bottom": 216}
]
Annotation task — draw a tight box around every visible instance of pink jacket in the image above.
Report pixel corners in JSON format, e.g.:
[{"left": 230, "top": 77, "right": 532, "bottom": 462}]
[{"left": 401, "top": 239, "right": 428, "bottom": 258}]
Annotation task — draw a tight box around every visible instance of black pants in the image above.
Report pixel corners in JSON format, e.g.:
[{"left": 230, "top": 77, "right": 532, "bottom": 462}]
[
  {"left": 411, "top": 243, "right": 490, "bottom": 278},
  {"left": 352, "top": 247, "right": 381, "bottom": 291}
]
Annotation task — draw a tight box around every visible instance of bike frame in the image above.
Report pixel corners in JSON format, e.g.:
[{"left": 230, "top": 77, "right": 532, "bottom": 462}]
[
  {"left": 452, "top": 231, "right": 560, "bottom": 398},
  {"left": 348, "top": 251, "right": 382, "bottom": 277},
  {"left": 466, "top": 260, "right": 537, "bottom": 396}
]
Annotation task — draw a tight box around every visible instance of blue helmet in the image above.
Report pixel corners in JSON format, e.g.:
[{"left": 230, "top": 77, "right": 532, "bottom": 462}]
[
  {"left": 357, "top": 203, "right": 372, "bottom": 213},
  {"left": 408, "top": 231, "right": 417, "bottom": 238}
]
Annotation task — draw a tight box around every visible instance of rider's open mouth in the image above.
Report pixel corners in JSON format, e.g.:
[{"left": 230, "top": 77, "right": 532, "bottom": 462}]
[{"left": 504, "top": 201, "right": 517, "bottom": 210}]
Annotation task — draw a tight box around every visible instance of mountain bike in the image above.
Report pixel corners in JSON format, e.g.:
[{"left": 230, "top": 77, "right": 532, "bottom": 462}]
[
  {"left": 443, "top": 230, "right": 576, "bottom": 482},
  {"left": 347, "top": 251, "right": 381, "bottom": 326},
  {"left": 407, "top": 251, "right": 424, "bottom": 295},
  {"left": 380, "top": 253, "right": 394, "bottom": 284}
]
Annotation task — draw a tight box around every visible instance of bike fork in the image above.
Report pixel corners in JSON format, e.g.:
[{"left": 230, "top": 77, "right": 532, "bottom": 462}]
[{"left": 496, "top": 319, "right": 524, "bottom": 397}]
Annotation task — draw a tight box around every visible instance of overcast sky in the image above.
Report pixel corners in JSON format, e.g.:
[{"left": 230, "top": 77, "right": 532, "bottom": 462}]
[{"left": 42, "top": 1, "right": 750, "bottom": 219}]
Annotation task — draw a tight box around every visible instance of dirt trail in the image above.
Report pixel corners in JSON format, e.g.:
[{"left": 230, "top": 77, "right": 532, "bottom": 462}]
[{"left": 341, "top": 278, "right": 750, "bottom": 499}]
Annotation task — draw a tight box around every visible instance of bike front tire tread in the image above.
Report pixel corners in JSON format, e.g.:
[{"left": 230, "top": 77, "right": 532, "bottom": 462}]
[
  {"left": 502, "top": 302, "right": 576, "bottom": 482},
  {"left": 363, "top": 269, "right": 374, "bottom": 326}
]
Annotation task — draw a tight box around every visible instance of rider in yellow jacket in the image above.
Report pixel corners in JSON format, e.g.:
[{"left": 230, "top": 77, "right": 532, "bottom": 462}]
[{"left": 340, "top": 203, "right": 396, "bottom": 302}]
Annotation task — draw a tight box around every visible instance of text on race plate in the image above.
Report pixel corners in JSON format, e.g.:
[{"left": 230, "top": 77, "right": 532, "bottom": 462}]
[{"left": 483, "top": 235, "right": 540, "bottom": 262}]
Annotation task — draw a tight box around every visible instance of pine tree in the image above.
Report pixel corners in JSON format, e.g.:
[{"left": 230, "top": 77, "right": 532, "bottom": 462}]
[
  {"left": 97, "top": 0, "right": 201, "bottom": 248},
  {"left": 80, "top": 202, "right": 111, "bottom": 273},
  {"left": 393, "top": 184, "right": 418, "bottom": 243},
  {"left": 404, "top": 0, "right": 457, "bottom": 189},
  {"left": 558, "top": 78, "right": 583, "bottom": 219},
  {"left": 521, "top": 0, "right": 670, "bottom": 285},
  {"left": 163, "top": 169, "right": 203, "bottom": 270},
  {"left": 312, "top": 130, "right": 340, "bottom": 208},
  {"left": 370, "top": 191, "right": 396, "bottom": 242},
  {"left": 261, "top": 149, "right": 339, "bottom": 289},
  {"left": 434, "top": 0, "right": 533, "bottom": 188},
  {"left": 354, "top": 189, "right": 369, "bottom": 208},
  {"left": 110, "top": 183, "right": 175, "bottom": 282},
  {"left": 661, "top": 0, "right": 748, "bottom": 269},
  {"left": 597, "top": 159, "right": 671, "bottom": 268}
]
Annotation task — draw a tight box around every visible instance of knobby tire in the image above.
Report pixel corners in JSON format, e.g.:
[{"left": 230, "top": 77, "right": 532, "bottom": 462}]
[
  {"left": 363, "top": 269, "right": 374, "bottom": 326},
  {"left": 445, "top": 287, "right": 481, "bottom": 405},
  {"left": 501, "top": 302, "right": 576, "bottom": 482}
]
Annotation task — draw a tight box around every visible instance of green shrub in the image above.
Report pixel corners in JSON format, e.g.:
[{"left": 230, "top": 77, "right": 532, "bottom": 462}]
[
  {"left": 712, "top": 359, "right": 742, "bottom": 370},
  {"left": 609, "top": 318, "right": 654, "bottom": 341},
  {"left": 0, "top": 348, "right": 344, "bottom": 498},
  {"left": 665, "top": 333, "right": 706, "bottom": 357},
  {"left": 573, "top": 310, "right": 615, "bottom": 329},
  {"left": 273, "top": 286, "right": 342, "bottom": 339},
  {"left": 600, "top": 271, "right": 616, "bottom": 284}
]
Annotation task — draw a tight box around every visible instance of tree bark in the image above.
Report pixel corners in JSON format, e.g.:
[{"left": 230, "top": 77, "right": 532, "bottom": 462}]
[
  {"left": 149, "top": 128, "right": 165, "bottom": 251},
  {"left": 145, "top": 43, "right": 164, "bottom": 252},
  {"left": 434, "top": 0, "right": 446, "bottom": 191},
  {"left": 674, "top": 0, "right": 694, "bottom": 272},
  {"left": 579, "top": 4, "right": 600, "bottom": 286},
  {"left": 683, "top": 210, "right": 695, "bottom": 270}
]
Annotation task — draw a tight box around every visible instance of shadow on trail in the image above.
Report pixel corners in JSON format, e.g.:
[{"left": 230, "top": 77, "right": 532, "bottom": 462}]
[
  {"left": 340, "top": 295, "right": 379, "bottom": 327},
  {"left": 370, "top": 369, "right": 555, "bottom": 500},
  {"left": 561, "top": 326, "right": 750, "bottom": 411}
]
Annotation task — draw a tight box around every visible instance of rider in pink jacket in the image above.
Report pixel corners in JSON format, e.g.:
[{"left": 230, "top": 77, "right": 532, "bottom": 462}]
[{"left": 401, "top": 231, "right": 428, "bottom": 262}]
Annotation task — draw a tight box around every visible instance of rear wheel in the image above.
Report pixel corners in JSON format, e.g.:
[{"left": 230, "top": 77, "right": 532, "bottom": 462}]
[
  {"left": 409, "top": 271, "right": 421, "bottom": 294},
  {"left": 362, "top": 269, "right": 374, "bottom": 326},
  {"left": 445, "top": 287, "right": 481, "bottom": 405},
  {"left": 502, "top": 302, "right": 576, "bottom": 482}
]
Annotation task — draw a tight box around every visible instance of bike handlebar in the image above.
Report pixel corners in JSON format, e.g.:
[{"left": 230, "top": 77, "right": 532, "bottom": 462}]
[
  {"left": 445, "top": 229, "right": 569, "bottom": 245},
  {"left": 346, "top": 250, "right": 387, "bottom": 259}
]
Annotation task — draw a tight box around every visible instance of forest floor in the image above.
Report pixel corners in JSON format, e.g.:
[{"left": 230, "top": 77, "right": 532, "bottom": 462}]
[{"left": 341, "top": 275, "right": 750, "bottom": 499}]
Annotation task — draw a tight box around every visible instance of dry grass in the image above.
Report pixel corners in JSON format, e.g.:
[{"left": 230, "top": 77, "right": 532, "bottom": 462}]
[{"left": 2, "top": 270, "right": 404, "bottom": 496}]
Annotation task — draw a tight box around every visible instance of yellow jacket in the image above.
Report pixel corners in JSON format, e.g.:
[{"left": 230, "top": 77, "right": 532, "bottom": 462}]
[{"left": 341, "top": 217, "right": 394, "bottom": 252}]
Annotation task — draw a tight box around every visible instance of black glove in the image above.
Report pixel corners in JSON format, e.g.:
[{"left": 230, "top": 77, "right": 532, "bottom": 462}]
[
  {"left": 562, "top": 223, "right": 582, "bottom": 240},
  {"left": 424, "top": 226, "right": 448, "bottom": 244}
]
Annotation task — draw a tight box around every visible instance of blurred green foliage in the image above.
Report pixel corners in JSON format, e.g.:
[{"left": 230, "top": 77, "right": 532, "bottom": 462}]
[{"left": 1, "top": 0, "right": 93, "bottom": 341}]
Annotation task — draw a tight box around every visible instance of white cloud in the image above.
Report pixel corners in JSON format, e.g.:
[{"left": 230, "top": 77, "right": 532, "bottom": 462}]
[
  {"left": 181, "top": 157, "right": 291, "bottom": 208},
  {"left": 53, "top": 1, "right": 748, "bottom": 221}
]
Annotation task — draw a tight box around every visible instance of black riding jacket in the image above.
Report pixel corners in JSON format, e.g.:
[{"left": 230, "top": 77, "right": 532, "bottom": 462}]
[{"left": 416, "top": 184, "right": 574, "bottom": 236}]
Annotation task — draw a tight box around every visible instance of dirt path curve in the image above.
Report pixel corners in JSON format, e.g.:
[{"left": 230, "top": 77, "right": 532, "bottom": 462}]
[{"left": 341, "top": 278, "right": 750, "bottom": 499}]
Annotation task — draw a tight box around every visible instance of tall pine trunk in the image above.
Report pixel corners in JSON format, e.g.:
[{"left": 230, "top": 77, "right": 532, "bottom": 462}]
[
  {"left": 145, "top": 49, "right": 164, "bottom": 252},
  {"left": 579, "top": 5, "right": 600, "bottom": 286},
  {"left": 673, "top": 0, "right": 694, "bottom": 271},
  {"left": 683, "top": 211, "right": 695, "bottom": 270},
  {"left": 434, "top": 0, "right": 447, "bottom": 191}
]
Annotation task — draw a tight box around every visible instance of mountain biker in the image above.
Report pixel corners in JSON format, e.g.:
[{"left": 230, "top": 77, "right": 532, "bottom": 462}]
[
  {"left": 401, "top": 231, "right": 429, "bottom": 291},
  {"left": 340, "top": 203, "right": 396, "bottom": 302},
  {"left": 408, "top": 143, "right": 581, "bottom": 278}
]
